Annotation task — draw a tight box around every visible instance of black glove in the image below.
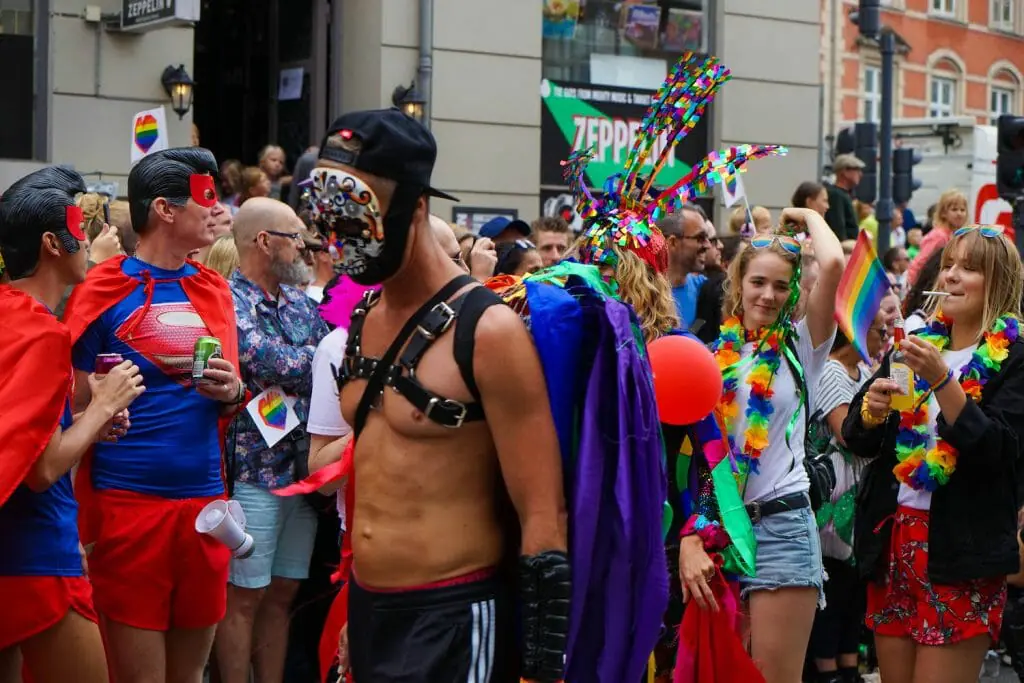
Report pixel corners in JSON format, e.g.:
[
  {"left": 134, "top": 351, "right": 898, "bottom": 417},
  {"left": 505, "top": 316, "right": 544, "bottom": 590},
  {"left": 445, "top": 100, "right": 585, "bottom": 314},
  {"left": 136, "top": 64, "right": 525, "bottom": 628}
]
[{"left": 519, "top": 550, "right": 570, "bottom": 682}]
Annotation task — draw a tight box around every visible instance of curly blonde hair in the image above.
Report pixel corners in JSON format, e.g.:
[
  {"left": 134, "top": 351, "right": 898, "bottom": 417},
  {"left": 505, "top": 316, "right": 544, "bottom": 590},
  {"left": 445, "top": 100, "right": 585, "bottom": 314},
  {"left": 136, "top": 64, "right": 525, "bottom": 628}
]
[
  {"left": 722, "top": 237, "right": 801, "bottom": 321},
  {"left": 565, "top": 235, "right": 679, "bottom": 342}
]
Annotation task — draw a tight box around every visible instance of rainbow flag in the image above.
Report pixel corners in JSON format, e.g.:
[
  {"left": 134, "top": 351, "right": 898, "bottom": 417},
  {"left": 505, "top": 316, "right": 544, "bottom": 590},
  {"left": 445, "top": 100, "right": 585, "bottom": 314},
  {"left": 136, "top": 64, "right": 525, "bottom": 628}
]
[{"left": 834, "top": 230, "right": 891, "bottom": 363}]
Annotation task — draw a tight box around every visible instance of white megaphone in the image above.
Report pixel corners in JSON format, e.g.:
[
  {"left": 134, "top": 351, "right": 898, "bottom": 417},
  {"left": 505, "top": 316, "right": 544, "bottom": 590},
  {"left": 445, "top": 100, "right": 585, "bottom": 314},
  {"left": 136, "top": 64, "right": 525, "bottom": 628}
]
[{"left": 195, "top": 499, "right": 255, "bottom": 559}]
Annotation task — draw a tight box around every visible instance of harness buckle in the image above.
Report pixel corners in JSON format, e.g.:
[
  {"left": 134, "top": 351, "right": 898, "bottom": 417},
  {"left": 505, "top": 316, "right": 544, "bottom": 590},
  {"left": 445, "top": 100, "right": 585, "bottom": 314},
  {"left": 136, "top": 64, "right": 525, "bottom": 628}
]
[
  {"left": 416, "top": 301, "right": 456, "bottom": 340},
  {"left": 424, "top": 397, "right": 468, "bottom": 428}
]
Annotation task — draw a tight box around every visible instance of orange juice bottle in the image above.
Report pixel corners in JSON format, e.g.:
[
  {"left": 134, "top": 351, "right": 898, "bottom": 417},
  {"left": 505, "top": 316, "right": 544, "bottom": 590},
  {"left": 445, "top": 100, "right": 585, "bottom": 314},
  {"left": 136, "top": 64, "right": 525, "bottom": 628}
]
[{"left": 889, "top": 318, "right": 916, "bottom": 412}]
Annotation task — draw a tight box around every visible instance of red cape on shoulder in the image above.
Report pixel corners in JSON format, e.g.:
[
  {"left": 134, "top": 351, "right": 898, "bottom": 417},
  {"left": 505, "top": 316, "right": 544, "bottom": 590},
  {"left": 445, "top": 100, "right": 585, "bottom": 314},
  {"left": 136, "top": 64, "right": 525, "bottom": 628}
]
[
  {"left": 0, "top": 286, "right": 73, "bottom": 507},
  {"left": 61, "top": 255, "right": 241, "bottom": 544}
]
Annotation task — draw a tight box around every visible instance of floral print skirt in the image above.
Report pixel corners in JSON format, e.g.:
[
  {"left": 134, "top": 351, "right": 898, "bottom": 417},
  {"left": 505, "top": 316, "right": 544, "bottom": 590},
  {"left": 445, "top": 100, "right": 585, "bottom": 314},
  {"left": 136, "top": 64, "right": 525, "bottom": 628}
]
[{"left": 866, "top": 506, "right": 1006, "bottom": 646}]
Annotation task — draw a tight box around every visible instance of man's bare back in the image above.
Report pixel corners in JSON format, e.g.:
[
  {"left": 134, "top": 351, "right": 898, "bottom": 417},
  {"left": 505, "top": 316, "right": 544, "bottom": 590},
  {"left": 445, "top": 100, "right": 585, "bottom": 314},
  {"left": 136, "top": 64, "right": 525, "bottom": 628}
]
[{"left": 340, "top": 288, "right": 507, "bottom": 588}]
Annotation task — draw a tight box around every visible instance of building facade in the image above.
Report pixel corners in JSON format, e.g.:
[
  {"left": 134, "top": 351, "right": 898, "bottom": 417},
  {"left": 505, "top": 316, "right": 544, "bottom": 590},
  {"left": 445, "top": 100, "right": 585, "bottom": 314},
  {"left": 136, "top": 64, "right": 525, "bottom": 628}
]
[
  {"left": 823, "top": 0, "right": 1024, "bottom": 134},
  {"left": 0, "top": 0, "right": 823, "bottom": 225}
]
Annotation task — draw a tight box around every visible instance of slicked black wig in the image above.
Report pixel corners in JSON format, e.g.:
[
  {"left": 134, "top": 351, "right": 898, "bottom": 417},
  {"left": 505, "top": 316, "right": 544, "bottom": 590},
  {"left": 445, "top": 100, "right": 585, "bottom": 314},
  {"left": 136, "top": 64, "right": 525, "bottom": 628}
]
[
  {"left": 0, "top": 165, "right": 87, "bottom": 280},
  {"left": 128, "top": 147, "right": 218, "bottom": 233}
]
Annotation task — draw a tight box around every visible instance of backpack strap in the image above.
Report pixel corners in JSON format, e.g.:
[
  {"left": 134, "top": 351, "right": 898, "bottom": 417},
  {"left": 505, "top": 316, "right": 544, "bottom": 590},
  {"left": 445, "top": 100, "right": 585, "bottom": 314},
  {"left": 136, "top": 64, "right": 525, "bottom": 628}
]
[{"left": 452, "top": 286, "right": 506, "bottom": 404}]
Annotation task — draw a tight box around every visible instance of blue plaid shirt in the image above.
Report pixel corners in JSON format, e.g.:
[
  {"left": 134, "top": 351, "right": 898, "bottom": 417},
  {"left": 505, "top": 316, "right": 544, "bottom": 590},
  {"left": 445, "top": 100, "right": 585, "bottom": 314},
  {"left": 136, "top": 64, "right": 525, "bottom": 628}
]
[{"left": 229, "top": 271, "right": 329, "bottom": 488}]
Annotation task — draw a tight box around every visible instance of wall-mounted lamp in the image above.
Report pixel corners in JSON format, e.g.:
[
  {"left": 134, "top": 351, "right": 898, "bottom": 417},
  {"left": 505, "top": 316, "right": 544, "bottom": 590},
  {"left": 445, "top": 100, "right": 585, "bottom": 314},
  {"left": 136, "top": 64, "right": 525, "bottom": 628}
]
[
  {"left": 161, "top": 64, "right": 194, "bottom": 120},
  {"left": 391, "top": 81, "right": 426, "bottom": 123}
]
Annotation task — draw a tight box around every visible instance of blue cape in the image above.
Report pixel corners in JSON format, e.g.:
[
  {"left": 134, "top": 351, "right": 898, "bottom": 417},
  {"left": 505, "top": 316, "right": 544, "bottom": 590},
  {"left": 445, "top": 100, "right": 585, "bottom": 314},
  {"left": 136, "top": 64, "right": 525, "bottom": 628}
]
[{"left": 507, "top": 265, "right": 669, "bottom": 682}]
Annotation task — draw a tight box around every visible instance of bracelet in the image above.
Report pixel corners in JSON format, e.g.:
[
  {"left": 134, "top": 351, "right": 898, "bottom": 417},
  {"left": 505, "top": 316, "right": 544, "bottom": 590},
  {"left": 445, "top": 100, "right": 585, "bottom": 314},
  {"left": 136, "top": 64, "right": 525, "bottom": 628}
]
[
  {"left": 860, "top": 401, "right": 887, "bottom": 428},
  {"left": 231, "top": 381, "right": 247, "bottom": 405},
  {"left": 931, "top": 368, "right": 954, "bottom": 394}
]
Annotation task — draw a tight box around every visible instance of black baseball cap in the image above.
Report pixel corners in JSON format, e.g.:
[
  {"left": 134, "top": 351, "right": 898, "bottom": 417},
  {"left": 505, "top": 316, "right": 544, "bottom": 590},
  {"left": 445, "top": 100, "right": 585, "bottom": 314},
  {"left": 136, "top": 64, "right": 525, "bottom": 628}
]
[{"left": 317, "top": 108, "right": 458, "bottom": 202}]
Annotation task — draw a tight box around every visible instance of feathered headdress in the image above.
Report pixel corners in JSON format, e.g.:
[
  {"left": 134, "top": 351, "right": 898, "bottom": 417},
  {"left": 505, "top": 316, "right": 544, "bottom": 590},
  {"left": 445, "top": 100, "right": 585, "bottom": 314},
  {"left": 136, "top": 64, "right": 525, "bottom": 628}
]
[{"left": 565, "top": 52, "right": 788, "bottom": 273}]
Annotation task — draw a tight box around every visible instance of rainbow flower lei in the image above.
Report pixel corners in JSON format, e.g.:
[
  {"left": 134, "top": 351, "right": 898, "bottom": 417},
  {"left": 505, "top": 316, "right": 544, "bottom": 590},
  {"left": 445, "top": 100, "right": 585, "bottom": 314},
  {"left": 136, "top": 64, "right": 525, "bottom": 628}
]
[
  {"left": 713, "top": 316, "right": 786, "bottom": 478},
  {"left": 894, "top": 312, "right": 1020, "bottom": 490}
]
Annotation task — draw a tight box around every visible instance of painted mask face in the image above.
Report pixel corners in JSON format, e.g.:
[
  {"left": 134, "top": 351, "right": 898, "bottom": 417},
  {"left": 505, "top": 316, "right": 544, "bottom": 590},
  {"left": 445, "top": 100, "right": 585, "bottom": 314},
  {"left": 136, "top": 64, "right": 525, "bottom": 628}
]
[
  {"left": 190, "top": 174, "right": 218, "bottom": 208},
  {"left": 307, "top": 168, "right": 385, "bottom": 279}
]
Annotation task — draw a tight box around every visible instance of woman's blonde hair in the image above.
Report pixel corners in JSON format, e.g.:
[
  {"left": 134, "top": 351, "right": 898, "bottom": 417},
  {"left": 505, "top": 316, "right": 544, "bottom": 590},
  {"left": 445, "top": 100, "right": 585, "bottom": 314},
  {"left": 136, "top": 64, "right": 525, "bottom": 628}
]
[
  {"left": 203, "top": 234, "right": 240, "bottom": 279},
  {"left": 722, "top": 235, "right": 800, "bottom": 321},
  {"left": 78, "top": 193, "right": 130, "bottom": 241},
  {"left": 934, "top": 189, "right": 967, "bottom": 227},
  {"left": 238, "top": 167, "right": 267, "bottom": 205},
  {"left": 940, "top": 227, "right": 1023, "bottom": 337},
  {"left": 564, "top": 237, "right": 679, "bottom": 342}
]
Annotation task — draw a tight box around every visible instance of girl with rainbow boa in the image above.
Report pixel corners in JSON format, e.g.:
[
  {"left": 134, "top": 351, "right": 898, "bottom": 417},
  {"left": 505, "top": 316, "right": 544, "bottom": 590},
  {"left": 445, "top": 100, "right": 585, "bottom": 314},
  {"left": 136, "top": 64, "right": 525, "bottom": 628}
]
[{"left": 843, "top": 225, "right": 1024, "bottom": 683}]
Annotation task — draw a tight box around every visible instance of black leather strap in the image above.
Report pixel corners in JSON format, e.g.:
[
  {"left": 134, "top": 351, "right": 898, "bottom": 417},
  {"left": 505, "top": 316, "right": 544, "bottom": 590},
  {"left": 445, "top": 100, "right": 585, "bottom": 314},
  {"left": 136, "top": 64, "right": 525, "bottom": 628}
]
[
  {"left": 352, "top": 275, "right": 474, "bottom": 438},
  {"left": 452, "top": 286, "right": 505, "bottom": 404}
]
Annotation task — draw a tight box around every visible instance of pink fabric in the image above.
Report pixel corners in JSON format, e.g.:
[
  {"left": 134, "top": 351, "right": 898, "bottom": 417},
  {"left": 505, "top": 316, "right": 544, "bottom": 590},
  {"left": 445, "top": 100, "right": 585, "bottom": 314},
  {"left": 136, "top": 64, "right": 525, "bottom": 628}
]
[
  {"left": 319, "top": 276, "right": 380, "bottom": 330},
  {"left": 674, "top": 555, "right": 764, "bottom": 683}
]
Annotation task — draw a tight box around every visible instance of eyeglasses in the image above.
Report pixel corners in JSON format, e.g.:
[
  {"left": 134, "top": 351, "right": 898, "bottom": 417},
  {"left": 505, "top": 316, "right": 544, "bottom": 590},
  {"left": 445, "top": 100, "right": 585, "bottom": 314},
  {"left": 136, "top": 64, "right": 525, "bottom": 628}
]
[
  {"left": 681, "top": 232, "right": 710, "bottom": 244},
  {"left": 953, "top": 225, "right": 1004, "bottom": 238},
  {"left": 750, "top": 234, "right": 801, "bottom": 255},
  {"left": 513, "top": 239, "right": 536, "bottom": 250},
  {"left": 450, "top": 252, "right": 466, "bottom": 268},
  {"left": 261, "top": 230, "right": 305, "bottom": 243}
]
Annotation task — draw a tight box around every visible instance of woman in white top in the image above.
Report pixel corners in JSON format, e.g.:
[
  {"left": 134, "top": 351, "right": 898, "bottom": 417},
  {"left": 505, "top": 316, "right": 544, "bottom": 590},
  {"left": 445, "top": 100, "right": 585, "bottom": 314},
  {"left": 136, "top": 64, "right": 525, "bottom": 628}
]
[
  {"left": 679, "top": 207, "right": 845, "bottom": 683},
  {"left": 845, "top": 225, "right": 1024, "bottom": 683}
]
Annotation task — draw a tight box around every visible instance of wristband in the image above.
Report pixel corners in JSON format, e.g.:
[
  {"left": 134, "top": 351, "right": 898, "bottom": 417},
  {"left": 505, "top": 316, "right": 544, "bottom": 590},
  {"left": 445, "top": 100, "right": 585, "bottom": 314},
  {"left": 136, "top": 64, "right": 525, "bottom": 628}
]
[
  {"left": 519, "top": 551, "right": 570, "bottom": 683},
  {"left": 231, "top": 381, "right": 247, "bottom": 405},
  {"left": 931, "top": 368, "right": 954, "bottom": 394},
  {"left": 680, "top": 515, "right": 730, "bottom": 550},
  {"left": 860, "top": 401, "right": 886, "bottom": 428}
]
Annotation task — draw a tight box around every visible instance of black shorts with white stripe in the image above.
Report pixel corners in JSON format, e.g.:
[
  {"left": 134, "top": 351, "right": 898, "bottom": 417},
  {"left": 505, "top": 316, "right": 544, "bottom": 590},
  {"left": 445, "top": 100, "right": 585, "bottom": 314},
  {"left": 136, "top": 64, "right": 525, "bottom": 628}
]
[{"left": 348, "top": 571, "right": 518, "bottom": 683}]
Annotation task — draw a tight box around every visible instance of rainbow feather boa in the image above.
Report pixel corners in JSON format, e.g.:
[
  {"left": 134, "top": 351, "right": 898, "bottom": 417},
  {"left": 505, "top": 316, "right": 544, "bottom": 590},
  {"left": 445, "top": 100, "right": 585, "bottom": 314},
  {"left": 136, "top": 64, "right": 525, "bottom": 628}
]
[
  {"left": 894, "top": 312, "right": 1020, "bottom": 490},
  {"left": 712, "top": 316, "right": 786, "bottom": 479}
]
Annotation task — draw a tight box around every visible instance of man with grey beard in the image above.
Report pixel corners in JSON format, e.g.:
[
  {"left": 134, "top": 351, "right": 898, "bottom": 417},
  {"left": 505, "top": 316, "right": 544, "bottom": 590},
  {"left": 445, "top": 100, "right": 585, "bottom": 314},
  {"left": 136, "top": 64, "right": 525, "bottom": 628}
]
[{"left": 215, "top": 197, "right": 329, "bottom": 683}]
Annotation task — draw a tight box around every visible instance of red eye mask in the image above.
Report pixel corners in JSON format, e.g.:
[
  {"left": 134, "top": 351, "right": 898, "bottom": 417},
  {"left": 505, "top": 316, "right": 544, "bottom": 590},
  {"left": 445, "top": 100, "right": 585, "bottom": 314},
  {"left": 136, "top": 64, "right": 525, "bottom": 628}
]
[
  {"left": 190, "top": 174, "right": 217, "bottom": 208},
  {"left": 66, "top": 205, "right": 85, "bottom": 240}
]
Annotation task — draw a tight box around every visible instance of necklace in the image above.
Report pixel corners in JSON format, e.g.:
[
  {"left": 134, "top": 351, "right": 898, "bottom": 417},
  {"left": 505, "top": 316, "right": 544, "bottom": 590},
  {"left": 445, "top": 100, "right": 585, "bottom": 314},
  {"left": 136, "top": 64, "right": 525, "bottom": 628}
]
[
  {"left": 894, "top": 312, "right": 1019, "bottom": 490},
  {"left": 713, "top": 316, "right": 786, "bottom": 477}
]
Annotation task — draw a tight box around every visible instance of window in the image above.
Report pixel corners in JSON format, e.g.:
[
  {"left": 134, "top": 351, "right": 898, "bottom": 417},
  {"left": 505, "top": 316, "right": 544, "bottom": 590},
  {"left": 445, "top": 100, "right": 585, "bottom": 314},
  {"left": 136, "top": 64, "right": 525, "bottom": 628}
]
[
  {"left": 931, "top": 0, "right": 956, "bottom": 16},
  {"left": 929, "top": 76, "right": 957, "bottom": 117},
  {"left": 991, "top": 0, "right": 1014, "bottom": 29},
  {"left": 0, "top": 0, "right": 35, "bottom": 159},
  {"left": 992, "top": 87, "right": 1015, "bottom": 123},
  {"left": 863, "top": 66, "right": 882, "bottom": 123},
  {"left": 542, "top": 0, "right": 706, "bottom": 87}
]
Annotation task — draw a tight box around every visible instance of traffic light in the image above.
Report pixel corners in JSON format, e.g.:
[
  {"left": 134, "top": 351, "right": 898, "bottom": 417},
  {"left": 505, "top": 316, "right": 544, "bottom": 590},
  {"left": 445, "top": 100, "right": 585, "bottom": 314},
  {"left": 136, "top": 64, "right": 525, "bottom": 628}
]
[
  {"left": 893, "top": 147, "right": 922, "bottom": 205},
  {"left": 997, "top": 115, "right": 1024, "bottom": 200},
  {"left": 835, "top": 127, "right": 855, "bottom": 156},
  {"left": 854, "top": 122, "right": 878, "bottom": 204},
  {"left": 851, "top": 0, "right": 881, "bottom": 39}
]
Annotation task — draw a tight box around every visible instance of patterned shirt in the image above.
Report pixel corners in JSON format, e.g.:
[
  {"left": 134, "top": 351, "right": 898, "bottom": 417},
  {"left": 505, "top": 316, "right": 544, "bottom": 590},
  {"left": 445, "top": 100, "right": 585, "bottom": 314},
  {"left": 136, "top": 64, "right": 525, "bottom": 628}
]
[{"left": 229, "top": 270, "right": 329, "bottom": 489}]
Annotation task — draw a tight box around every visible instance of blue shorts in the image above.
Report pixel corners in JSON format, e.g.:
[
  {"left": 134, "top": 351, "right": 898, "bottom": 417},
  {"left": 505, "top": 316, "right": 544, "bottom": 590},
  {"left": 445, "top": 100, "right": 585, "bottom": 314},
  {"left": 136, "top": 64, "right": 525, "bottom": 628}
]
[
  {"left": 739, "top": 498, "right": 825, "bottom": 605},
  {"left": 228, "top": 482, "right": 318, "bottom": 589}
]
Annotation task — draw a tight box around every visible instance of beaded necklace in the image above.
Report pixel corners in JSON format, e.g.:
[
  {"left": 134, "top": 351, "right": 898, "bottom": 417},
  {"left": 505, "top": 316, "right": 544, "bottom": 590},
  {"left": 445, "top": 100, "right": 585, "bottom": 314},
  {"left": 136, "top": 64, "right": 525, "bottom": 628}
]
[{"left": 894, "top": 312, "right": 1019, "bottom": 490}]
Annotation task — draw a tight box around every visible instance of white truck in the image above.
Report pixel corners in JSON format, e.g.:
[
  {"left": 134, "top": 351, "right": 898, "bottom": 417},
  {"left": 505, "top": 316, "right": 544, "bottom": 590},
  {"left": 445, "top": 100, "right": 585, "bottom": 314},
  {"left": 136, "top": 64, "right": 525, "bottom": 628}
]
[{"left": 892, "top": 116, "right": 1014, "bottom": 238}]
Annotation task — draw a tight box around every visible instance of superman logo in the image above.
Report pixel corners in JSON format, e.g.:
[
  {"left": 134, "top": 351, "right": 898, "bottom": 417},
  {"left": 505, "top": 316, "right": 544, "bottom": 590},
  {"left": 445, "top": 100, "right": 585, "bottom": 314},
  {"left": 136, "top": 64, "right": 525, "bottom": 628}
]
[{"left": 115, "top": 302, "right": 210, "bottom": 384}]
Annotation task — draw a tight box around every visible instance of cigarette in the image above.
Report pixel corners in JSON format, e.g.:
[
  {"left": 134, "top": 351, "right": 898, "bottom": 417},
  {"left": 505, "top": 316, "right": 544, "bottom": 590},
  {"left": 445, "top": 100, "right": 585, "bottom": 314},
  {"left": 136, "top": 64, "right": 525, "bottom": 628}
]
[{"left": 923, "top": 291, "right": 950, "bottom": 297}]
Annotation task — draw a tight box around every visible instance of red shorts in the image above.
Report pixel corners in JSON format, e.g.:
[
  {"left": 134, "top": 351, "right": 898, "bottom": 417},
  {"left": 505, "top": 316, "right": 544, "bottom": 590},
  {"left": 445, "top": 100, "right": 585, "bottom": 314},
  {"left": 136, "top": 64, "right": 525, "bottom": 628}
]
[
  {"left": 88, "top": 489, "right": 230, "bottom": 631},
  {"left": 867, "top": 506, "right": 1006, "bottom": 645},
  {"left": 0, "top": 576, "right": 97, "bottom": 650}
]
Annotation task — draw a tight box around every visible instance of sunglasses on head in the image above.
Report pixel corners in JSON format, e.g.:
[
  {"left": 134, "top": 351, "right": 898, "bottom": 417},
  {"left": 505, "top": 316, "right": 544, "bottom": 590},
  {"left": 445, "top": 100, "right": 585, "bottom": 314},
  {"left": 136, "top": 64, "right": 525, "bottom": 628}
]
[
  {"left": 953, "top": 225, "right": 1004, "bottom": 238},
  {"left": 750, "top": 234, "right": 801, "bottom": 255}
]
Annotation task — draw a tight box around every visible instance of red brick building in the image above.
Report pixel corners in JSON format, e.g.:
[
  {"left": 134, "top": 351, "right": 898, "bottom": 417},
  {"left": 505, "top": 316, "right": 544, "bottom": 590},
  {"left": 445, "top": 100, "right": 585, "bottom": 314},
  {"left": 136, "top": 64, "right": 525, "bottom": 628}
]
[{"left": 822, "top": 0, "right": 1024, "bottom": 134}]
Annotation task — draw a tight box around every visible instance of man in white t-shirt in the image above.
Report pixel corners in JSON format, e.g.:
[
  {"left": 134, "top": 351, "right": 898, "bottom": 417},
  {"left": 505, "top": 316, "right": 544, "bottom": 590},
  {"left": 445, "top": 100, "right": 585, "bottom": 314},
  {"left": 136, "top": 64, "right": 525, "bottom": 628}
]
[{"left": 307, "top": 323, "right": 351, "bottom": 525}]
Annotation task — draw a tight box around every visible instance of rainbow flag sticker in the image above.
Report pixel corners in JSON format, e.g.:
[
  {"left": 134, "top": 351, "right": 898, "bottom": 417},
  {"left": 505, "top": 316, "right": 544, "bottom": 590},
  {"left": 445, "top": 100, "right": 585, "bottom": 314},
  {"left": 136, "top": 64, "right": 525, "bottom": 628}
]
[{"left": 133, "top": 113, "right": 159, "bottom": 153}]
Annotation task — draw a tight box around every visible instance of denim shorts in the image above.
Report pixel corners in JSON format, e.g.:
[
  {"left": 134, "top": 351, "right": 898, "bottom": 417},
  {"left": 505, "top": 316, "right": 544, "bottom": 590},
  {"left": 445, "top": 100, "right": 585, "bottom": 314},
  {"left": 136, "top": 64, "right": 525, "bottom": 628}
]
[
  {"left": 739, "top": 499, "right": 825, "bottom": 605},
  {"left": 228, "top": 482, "right": 319, "bottom": 589}
]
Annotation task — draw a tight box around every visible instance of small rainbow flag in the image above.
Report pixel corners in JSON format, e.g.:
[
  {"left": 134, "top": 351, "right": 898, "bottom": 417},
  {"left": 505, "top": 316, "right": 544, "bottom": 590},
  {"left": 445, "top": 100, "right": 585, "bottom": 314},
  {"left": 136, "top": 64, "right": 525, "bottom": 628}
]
[{"left": 834, "top": 230, "right": 891, "bottom": 363}]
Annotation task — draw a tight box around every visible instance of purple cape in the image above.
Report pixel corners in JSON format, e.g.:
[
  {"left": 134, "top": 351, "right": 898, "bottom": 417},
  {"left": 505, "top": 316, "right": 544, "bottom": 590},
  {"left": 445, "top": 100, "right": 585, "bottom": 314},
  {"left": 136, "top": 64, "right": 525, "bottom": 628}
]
[{"left": 528, "top": 281, "right": 668, "bottom": 682}]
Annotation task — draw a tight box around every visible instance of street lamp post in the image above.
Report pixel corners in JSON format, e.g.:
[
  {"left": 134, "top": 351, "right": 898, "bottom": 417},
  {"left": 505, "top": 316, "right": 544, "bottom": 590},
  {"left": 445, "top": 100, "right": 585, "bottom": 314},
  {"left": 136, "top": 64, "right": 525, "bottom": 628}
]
[
  {"left": 161, "top": 64, "right": 194, "bottom": 120},
  {"left": 392, "top": 81, "right": 427, "bottom": 125}
]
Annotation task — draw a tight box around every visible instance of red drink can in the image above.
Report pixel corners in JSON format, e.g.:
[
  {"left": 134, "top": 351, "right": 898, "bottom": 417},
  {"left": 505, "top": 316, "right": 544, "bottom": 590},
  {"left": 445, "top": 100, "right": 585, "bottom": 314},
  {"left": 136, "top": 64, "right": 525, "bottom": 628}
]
[{"left": 95, "top": 353, "right": 124, "bottom": 376}]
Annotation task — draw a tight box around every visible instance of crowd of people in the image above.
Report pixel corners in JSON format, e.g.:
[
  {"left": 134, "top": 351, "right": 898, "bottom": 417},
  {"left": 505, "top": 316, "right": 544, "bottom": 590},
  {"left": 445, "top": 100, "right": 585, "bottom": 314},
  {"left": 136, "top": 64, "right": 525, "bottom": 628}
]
[{"left": 2, "top": 50, "right": 1024, "bottom": 683}]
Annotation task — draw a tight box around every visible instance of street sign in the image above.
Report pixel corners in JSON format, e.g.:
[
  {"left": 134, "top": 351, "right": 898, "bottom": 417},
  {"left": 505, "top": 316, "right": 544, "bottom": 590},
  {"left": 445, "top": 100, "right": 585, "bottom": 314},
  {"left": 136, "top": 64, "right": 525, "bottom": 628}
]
[{"left": 120, "top": 0, "right": 200, "bottom": 32}]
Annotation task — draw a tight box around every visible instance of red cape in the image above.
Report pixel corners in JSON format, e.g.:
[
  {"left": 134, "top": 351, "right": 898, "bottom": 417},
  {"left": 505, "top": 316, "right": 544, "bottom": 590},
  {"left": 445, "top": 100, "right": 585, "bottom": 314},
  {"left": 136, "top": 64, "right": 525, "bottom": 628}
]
[
  {"left": 61, "top": 255, "right": 241, "bottom": 544},
  {"left": 0, "top": 286, "right": 73, "bottom": 507}
]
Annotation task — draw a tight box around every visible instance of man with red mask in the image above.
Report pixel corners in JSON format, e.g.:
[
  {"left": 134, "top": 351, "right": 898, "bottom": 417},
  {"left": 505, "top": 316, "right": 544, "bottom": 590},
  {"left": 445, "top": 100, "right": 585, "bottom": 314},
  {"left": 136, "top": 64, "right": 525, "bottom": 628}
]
[
  {"left": 0, "top": 166, "right": 145, "bottom": 683},
  {"left": 63, "top": 148, "right": 245, "bottom": 683}
]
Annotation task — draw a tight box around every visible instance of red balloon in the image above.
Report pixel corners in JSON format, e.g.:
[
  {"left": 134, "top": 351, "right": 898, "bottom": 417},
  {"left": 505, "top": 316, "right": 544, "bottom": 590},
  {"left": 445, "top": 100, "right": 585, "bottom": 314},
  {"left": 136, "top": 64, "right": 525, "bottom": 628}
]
[{"left": 648, "top": 335, "right": 723, "bottom": 425}]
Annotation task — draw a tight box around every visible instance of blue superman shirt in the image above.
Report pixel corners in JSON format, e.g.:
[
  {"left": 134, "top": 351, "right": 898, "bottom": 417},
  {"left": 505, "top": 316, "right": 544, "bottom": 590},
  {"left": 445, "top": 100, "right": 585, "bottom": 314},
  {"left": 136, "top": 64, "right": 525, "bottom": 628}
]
[
  {"left": 72, "top": 257, "right": 223, "bottom": 498},
  {"left": 0, "top": 401, "right": 81, "bottom": 576}
]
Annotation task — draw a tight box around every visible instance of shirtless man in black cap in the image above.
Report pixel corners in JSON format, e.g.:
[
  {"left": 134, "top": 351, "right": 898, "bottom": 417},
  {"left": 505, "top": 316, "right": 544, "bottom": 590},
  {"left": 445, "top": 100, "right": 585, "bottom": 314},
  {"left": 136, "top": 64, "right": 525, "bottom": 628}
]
[{"left": 306, "top": 109, "right": 569, "bottom": 683}]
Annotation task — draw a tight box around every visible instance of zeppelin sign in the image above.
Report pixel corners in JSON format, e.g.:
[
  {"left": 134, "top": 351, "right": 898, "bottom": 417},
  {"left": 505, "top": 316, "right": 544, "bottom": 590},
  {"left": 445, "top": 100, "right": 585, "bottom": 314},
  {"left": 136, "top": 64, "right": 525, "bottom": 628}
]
[{"left": 120, "top": 0, "right": 200, "bottom": 32}]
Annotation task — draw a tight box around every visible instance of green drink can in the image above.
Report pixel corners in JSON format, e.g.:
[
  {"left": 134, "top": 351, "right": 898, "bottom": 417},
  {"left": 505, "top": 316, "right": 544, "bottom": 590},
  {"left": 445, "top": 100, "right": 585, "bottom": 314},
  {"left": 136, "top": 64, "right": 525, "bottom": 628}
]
[{"left": 192, "top": 336, "right": 223, "bottom": 386}]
